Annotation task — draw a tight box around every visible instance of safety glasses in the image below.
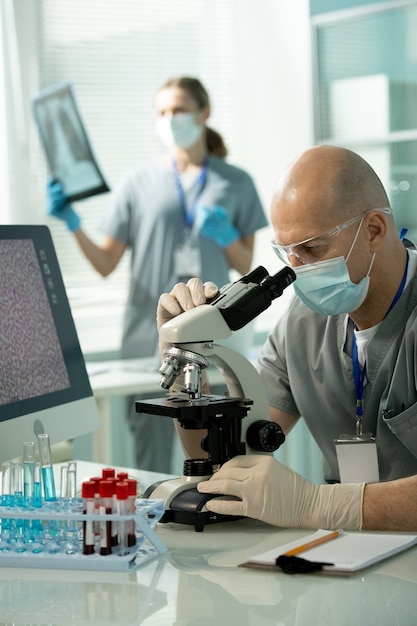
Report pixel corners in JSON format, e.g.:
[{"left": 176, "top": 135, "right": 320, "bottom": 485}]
[{"left": 271, "top": 208, "right": 392, "bottom": 265}]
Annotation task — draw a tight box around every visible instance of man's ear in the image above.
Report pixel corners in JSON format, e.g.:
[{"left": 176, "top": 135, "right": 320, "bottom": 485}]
[{"left": 367, "top": 211, "right": 388, "bottom": 252}]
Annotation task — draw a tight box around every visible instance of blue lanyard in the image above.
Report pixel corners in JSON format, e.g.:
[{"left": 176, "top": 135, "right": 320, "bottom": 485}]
[
  {"left": 351, "top": 251, "right": 409, "bottom": 435},
  {"left": 171, "top": 157, "right": 208, "bottom": 229}
]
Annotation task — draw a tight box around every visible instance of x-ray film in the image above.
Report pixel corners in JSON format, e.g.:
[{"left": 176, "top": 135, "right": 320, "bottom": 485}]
[{"left": 31, "top": 81, "right": 110, "bottom": 201}]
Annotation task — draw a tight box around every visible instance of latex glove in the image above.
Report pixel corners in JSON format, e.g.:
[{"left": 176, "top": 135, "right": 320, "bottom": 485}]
[
  {"left": 196, "top": 205, "right": 239, "bottom": 248},
  {"left": 197, "top": 455, "right": 365, "bottom": 530},
  {"left": 46, "top": 178, "right": 81, "bottom": 232},
  {"left": 157, "top": 277, "right": 219, "bottom": 330}
]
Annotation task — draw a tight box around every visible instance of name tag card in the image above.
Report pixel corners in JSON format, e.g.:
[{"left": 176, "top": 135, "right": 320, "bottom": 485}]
[
  {"left": 174, "top": 240, "right": 202, "bottom": 281},
  {"left": 335, "top": 437, "right": 379, "bottom": 483}
]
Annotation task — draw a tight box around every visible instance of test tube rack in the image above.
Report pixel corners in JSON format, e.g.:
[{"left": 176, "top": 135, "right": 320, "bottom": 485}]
[{"left": 0, "top": 497, "right": 166, "bottom": 571}]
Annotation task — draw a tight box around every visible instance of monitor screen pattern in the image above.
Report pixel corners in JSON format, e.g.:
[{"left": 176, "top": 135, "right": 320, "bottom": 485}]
[{"left": 0, "top": 239, "right": 70, "bottom": 406}]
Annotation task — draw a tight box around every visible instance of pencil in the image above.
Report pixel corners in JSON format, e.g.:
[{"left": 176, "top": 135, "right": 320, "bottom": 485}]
[{"left": 284, "top": 530, "right": 343, "bottom": 557}]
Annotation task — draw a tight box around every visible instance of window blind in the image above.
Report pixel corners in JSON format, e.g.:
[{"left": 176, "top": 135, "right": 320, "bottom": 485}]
[
  {"left": 0, "top": 9, "right": 10, "bottom": 218},
  {"left": 30, "top": 0, "right": 236, "bottom": 354}
]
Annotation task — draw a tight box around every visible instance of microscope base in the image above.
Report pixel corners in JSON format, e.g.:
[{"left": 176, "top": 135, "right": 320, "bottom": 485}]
[{"left": 143, "top": 480, "right": 242, "bottom": 532}]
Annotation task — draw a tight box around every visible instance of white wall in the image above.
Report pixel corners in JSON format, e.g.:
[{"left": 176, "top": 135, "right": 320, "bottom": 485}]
[
  {"left": 0, "top": 5, "right": 10, "bottom": 219},
  {"left": 228, "top": 0, "right": 314, "bottom": 335},
  {"left": 230, "top": 0, "right": 313, "bottom": 210}
]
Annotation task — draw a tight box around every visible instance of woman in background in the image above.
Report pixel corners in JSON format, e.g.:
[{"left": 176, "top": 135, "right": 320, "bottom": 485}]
[{"left": 46, "top": 76, "right": 267, "bottom": 473}]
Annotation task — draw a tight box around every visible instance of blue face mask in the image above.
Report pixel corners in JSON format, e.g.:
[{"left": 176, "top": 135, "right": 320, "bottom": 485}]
[{"left": 293, "top": 219, "right": 376, "bottom": 316}]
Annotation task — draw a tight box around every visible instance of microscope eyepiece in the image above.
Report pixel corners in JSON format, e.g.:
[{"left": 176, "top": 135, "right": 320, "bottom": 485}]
[
  {"left": 260, "top": 267, "right": 296, "bottom": 299},
  {"left": 239, "top": 265, "right": 269, "bottom": 285},
  {"left": 213, "top": 266, "right": 296, "bottom": 331}
]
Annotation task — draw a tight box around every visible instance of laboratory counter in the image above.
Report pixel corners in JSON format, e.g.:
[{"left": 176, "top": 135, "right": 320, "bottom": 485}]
[{"left": 1, "top": 461, "right": 416, "bottom": 625}]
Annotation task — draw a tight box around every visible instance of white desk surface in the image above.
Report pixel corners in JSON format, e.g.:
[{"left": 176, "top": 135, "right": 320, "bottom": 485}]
[{"left": 1, "top": 460, "right": 417, "bottom": 625}]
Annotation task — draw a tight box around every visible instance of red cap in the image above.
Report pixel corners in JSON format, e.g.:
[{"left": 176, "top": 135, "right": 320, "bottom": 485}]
[
  {"left": 106, "top": 477, "right": 118, "bottom": 494},
  {"left": 102, "top": 467, "right": 115, "bottom": 479},
  {"left": 81, "top": 480, "right": 96, "bottom": 499},
  {"left": 116, "top": 481, "right": 128, "bottom": 500},
  {"left": 117, "top": 472, "right": 129, "bottom": 480},
  {"left": 126, "top": 478, "right": 137, "bottom": 497},
  {"left": 99, "top": 479, "right": 114, "bottom": 498}
]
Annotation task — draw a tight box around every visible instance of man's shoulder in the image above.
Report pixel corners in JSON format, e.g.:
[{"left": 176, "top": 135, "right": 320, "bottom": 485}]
[{"left": 272, "top": 294, "right": 340, "bottom": 342}]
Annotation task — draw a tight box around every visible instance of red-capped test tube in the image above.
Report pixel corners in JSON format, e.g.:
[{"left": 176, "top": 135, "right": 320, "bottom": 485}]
[
  {"left": 82, "top": 480, "right": 96, "bottom": 555},
  {"left": 89, "top": 476, "right": 102, "bottom": 535},
  {"left": 102, "top": 467, "right": 115, "bottom": 480},
  {"left": 116, "top": 481, "right": 129, "bottom": 556},
  {"left": 107, "top": 478, "right": 118, "bottom": 546},
  {"left": 126, "top": 478, "right": 137, "bottom": 547},
  {"left": 116, "top": 472, "right": 129, "bottom": 481},
  {"left": 99, "top": 480, "right": 113, "bottom": 556}
]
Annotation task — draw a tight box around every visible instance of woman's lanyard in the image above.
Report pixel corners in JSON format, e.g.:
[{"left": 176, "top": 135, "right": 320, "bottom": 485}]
[
  {"left": 352, "top": 251, "right": 409, "bottom": 436},
  {"left": 171, "top": 157, "right": 209, "bottom": 231}
]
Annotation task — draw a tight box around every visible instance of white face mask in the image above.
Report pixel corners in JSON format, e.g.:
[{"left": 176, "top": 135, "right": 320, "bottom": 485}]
[
  {"left": 293, "top": 218, "right": 376, "bottom": 316},
  {"left": 155, "top": 112, "right": 203, "bottom": 149}
]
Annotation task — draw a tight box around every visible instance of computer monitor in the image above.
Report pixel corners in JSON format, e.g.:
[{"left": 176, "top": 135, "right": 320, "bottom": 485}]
[{"left": 0, "top": 225, "right": 99, "bottom": 462}]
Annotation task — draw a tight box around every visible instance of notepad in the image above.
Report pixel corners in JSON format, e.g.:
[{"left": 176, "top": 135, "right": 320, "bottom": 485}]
[{"left": 240, "top": 529, "right": 417, "bottom": 575}]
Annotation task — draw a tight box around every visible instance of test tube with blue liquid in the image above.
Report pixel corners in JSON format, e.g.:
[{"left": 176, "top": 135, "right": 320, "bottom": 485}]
[
  {"left": 37, "top": 435, "right": 61, "bottom": 552},
  {"left": 11, "top": 460, "right": 23, "bottom": 507},
  {"left": 31, "top": 461, "right": 44, "bottom": 539},
  {"left": 10, "top": 460, "right": 25, "bottom": 549},
  {"left": 1, "top": 462, "right": 12, "bottom": 545},
  {"left": 23, "top": 442, "right": 35, "bottom": 502},
  {"left": 1, "top": 461, "right": 11, "bottom": 506},
  {"left": 33, "top": 461, "right": 42, "bottom": 508},
  {"left": 37, "top": 433, "right": 56, "bottom": 501}
]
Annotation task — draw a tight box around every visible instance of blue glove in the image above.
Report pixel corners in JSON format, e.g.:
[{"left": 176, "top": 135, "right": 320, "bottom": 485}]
[
  {"left": 196, "top": 205, "right": 239, "bottom": 248},
  {"left": 46, "top": 179, "right": 81, "bottom": 232}
]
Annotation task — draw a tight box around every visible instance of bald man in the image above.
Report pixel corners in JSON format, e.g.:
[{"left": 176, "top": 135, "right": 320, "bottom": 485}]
[{"left": 157, "top": 145, "right": 417, "bottom": 531}]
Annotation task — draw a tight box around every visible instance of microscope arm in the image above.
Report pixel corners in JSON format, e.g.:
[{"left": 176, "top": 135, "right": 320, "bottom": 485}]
[{"left": 160, "top": 304, "right": 279, "bottom": 454}]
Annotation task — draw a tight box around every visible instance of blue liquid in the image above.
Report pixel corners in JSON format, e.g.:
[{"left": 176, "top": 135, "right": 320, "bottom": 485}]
[
  {"left": 33, "top": 482, "right": 42, "bottom": 509},
  {"left": 41, "top": 466, "right": 56, "bottom": 501},
  {"left": 24, "top": 461, "right": 35, "bottom": 499}
]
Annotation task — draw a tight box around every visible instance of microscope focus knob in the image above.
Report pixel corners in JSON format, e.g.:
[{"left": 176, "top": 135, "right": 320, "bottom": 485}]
[
  {"left": 183, "top": 459, "right": 213, "bottom": 477},
  {"left": 246, "top": 420, "right": 285, "bottom": 452}
]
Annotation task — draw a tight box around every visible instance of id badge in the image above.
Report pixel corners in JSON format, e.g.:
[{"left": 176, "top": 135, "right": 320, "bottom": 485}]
[
  {"left": 335, "top": 435, "right": 379, "bottom": 483},
  {"left": 174, "top": 239, "right": 202, "bottom": 281}
]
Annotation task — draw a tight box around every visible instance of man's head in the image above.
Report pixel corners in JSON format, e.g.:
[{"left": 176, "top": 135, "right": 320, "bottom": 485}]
[
  {"left": 270, "top": 145, "right": 406, "bottom": 327},
  {"left": 271, "top": 145, "right": 392, "bottom": 261}
]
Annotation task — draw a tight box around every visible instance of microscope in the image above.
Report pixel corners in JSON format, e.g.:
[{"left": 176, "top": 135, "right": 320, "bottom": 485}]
[{"left": 137, "top": 265, "right": 296, "bottom": 531}]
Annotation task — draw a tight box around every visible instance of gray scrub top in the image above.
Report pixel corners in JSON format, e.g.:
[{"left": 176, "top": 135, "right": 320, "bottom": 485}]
[
  {"left": 100, "top": 155, "right": 267, "bottom": 358},
  {"left": 258, "top": 268, "right": 417, "bottom": 483}
]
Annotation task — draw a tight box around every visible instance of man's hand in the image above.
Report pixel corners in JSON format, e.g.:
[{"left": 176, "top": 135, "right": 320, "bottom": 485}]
[
  {"left": 157, "top": 278, "right": 219, "bottom": 330},
  {"left": 197, "top": 455, "right": 364, "bottom": 530}
]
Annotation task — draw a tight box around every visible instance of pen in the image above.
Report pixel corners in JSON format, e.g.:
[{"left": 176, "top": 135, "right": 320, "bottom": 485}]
[{"left": 283, "top": 529, "right": 343, "bottom": 557}]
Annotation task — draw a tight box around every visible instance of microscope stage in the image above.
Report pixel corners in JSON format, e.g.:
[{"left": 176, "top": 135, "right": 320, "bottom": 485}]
[{"left": 135, "top": 395, "right": 252, "bottom": 428}]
